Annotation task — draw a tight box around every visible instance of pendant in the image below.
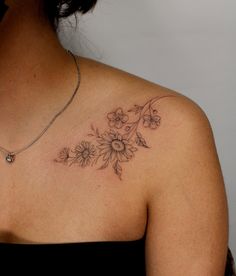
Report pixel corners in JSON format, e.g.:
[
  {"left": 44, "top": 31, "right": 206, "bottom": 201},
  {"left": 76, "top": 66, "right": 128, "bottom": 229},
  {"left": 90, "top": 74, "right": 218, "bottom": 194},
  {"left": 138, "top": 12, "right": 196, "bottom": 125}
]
[{"left": 6, "top": 153, "right": 15, "bottom": 164}]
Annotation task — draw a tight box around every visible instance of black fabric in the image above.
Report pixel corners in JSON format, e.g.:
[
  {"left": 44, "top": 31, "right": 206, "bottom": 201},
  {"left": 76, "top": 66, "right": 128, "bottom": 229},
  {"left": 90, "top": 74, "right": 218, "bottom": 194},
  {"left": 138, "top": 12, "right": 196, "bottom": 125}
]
[
  {"left": 225, "top": 248, "right": 236, "bottom": 276},
  {"left": 0, "top": 238, "right": 235, "bottom": 275},
  {"left": 0, "top": 237, "right": 146, "bottom": 275}
]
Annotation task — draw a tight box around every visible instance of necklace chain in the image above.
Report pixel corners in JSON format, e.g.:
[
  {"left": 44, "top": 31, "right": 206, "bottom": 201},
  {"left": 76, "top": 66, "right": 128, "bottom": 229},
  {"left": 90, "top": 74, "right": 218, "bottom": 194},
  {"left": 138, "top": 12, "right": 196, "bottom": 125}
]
[{"left": 0, "top": 50, "right": 81, "bottom": 163}]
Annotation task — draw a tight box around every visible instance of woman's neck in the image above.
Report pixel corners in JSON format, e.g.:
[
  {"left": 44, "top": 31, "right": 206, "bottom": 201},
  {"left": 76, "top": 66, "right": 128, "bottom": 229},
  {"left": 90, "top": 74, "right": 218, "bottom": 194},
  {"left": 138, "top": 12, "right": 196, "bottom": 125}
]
[
  {"left": 0, "top": 1, "right": 69, "bottom": 96},
  {"left": 0, "top": 1, "right": 78, "bottom": 145}
]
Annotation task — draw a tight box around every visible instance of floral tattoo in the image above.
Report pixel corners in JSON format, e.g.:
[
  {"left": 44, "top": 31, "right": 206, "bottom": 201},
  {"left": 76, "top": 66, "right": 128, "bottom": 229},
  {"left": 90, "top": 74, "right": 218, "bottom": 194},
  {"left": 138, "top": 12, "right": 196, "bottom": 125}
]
[{"left": 54, "top": 95, "right": 173, "bottom": 180}]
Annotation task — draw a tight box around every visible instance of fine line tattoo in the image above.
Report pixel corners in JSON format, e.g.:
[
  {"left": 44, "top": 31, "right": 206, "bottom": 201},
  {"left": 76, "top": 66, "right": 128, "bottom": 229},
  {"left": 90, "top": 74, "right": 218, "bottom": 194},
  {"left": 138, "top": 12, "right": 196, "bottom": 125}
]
[
  {"left": 54, "top": 95, "right": 174, "bottom": 180},
  {"left": 0, "top": 0, "right": 9, "bottom": 22}
]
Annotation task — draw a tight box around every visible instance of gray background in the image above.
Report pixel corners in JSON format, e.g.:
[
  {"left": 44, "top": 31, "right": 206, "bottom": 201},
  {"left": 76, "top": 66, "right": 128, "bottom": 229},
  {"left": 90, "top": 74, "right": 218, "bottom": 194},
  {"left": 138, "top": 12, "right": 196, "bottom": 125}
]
[{"left": 58, "top": 0, "right": 236, "bottom": 256}]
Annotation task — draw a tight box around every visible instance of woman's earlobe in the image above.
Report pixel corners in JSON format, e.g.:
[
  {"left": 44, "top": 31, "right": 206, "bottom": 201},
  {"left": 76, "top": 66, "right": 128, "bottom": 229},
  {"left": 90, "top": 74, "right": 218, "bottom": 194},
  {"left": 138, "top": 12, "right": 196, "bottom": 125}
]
[{"left": 0, "top": 0, "right": 9, "bottom": 22}]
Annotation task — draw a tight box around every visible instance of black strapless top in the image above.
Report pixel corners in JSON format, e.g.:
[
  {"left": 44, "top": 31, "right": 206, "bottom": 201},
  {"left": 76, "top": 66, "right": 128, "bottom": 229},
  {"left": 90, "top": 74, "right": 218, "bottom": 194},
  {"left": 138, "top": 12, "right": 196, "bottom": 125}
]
[
  {"left": 0, "top": 238, "right": 235, "bottom": 275},
  {"left": 0, "top": 237, "right": 146, "bottom": 275}
]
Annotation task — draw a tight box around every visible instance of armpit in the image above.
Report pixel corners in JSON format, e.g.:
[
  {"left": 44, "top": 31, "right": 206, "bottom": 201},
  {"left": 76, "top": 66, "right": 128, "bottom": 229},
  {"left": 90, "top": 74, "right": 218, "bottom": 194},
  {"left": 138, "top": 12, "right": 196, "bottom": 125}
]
[{"left": 0, "top": 0, "right": 9, "bottom": 22}]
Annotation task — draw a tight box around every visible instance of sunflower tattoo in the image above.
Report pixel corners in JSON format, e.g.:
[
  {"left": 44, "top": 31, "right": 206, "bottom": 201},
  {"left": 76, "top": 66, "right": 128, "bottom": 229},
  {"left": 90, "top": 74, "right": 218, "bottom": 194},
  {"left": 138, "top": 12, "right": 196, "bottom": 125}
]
[{"left": 54, "top": 95, "right": 173, "bottom": 179}]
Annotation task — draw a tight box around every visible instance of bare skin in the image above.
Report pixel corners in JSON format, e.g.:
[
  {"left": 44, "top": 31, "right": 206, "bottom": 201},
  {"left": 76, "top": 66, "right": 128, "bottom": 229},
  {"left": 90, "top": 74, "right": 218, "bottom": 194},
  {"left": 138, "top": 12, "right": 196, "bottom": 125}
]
[{"left": 0, "top": 1, "right": 229, "bottom": 275}]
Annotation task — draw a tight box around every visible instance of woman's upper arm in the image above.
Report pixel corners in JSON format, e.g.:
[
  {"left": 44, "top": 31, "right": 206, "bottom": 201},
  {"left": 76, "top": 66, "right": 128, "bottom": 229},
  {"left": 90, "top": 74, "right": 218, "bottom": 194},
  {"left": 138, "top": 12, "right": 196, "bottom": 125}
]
[{"left": 145, "top": 95, "right": 229, "bottom": 276}]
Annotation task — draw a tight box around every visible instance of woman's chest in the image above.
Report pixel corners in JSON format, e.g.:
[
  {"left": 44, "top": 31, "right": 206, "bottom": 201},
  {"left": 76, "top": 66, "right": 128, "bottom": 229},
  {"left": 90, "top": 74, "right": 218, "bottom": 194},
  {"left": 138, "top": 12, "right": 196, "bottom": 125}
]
[{"left": 0, "top": 149, "right": 147, "bottom": 243}]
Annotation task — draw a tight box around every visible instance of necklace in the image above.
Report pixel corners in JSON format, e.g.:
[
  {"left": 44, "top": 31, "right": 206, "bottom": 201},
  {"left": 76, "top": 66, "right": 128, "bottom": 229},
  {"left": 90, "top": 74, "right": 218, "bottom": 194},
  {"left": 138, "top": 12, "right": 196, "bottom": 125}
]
[{"left": 0, "top": 50, "right": 81, "bottom": 164}]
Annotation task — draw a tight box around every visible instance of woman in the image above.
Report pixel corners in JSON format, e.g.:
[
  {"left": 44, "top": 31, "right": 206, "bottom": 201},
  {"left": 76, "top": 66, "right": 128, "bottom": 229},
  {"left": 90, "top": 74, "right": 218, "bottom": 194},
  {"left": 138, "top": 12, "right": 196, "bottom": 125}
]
[{"left": 0, "top": 0, "right": 235, "bottom": 275}]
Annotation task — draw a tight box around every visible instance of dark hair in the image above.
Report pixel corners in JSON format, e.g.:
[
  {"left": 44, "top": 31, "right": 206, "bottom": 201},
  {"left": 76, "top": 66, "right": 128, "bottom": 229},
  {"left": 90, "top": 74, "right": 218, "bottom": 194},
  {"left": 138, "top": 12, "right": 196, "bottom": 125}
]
[{"left": 42, "top": 0, "right": 98, "bottom": 31}]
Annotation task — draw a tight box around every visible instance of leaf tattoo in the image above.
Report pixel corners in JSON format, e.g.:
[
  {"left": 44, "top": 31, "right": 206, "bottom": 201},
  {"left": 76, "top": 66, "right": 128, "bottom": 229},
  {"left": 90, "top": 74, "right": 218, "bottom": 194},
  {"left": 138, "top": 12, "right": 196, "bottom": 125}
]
[
  {"left": 113, "top": 160, "right": 122, "bottom": 180},
  {"left": 135, "top": 132, "right": 149, "bottom": 148}
]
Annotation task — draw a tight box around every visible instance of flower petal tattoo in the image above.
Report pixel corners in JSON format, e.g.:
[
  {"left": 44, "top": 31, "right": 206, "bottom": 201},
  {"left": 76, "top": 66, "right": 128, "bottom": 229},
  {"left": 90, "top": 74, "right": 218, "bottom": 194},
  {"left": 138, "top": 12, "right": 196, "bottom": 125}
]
[
  {"left": 70, "top": 141, "right": 96, "bottom": 167},
  {"left": 54, "top": 95, "right": 174, "bottom": 180},
  {"left": 107, "top": 108, "right": 129, "bottom": 129}
]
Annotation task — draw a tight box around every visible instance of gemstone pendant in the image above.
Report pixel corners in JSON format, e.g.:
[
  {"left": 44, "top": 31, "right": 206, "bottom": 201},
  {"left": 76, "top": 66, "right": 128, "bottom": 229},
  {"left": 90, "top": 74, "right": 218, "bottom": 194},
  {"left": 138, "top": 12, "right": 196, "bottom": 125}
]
[{"left": 6, "top": 153, "right": 15, "bottom": 164}]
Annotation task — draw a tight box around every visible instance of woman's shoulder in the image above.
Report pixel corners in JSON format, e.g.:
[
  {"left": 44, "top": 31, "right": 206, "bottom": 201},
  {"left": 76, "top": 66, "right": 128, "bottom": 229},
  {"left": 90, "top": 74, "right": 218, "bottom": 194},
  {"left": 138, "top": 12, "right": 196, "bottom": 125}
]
[
  {"left": 78, "top": 55, "right": 210, "bottom": 129},
  {"left": 76, "top": 56, "right": 213, "bottom": 182}
]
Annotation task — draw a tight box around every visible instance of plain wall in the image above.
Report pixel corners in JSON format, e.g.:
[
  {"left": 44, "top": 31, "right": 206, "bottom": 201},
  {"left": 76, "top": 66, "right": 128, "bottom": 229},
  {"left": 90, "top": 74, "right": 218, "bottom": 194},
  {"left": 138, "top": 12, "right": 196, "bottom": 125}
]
[{"left": 58, "top": 0, "right": 236, "bottom": 257}]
